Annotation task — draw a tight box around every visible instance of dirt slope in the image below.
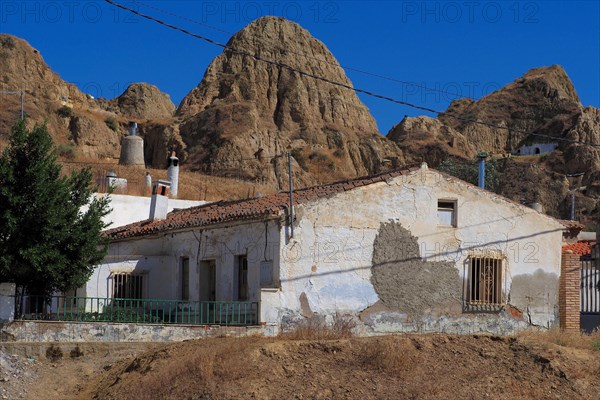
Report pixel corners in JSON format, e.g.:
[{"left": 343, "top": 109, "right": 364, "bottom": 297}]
[{"left": 80, "top": 334, "right": 600, "bottom": 400}]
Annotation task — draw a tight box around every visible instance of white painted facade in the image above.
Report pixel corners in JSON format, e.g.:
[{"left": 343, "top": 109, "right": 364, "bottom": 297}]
[
  {"left": 89, "top": 165, "right": 565, "bottom": 335},
  {"left": 514, "top": 143, "right": 558, "bottom": 156},
  {"left": 91, "top": 194, "right": 206, "bottom": 229}
]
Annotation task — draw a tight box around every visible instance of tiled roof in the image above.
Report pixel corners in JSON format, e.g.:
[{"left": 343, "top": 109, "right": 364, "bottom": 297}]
[
  {"left": 558, "top": 219, "right": 586, "bottom": 231},
  {"left": 103, "top": 166, "right": 421, "bottom": 241},
  {"left": 562, "top": 241, "right": 592, "bottom": 255}
]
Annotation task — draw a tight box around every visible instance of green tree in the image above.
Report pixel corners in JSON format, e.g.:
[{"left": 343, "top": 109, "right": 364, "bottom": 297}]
[
  {"left": 0, "top": 120, "right": 111, "bottom": 298},
  {"left": 437, "top": 157, "right": 501, "bottom": 192}
]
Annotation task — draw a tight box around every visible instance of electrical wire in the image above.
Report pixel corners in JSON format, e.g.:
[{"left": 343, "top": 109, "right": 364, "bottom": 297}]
[
  {"left": 130, "top": 0, "right": 470, "bottom": 100},
  {"left": 104, "top": 0, "right": 600, "bottom": 149}
]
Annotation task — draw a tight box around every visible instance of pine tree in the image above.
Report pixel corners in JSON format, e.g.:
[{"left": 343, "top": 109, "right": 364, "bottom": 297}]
[{"left": 0, "top": 120, "right": 111, "bottom": 297}]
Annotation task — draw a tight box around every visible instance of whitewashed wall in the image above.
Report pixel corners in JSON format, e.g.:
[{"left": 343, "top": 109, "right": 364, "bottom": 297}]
[
  {"left": 89, "top": 220, "right": 281, "bottom": 303},
  {"left": 91, "top": 194, "right": 206, "bottom": 229},
  {"left": 90, "top": 165, "right": 564, "bottom": 334},
  {"left": 274, "top": 165, "right": 564, "bottom": 332}
]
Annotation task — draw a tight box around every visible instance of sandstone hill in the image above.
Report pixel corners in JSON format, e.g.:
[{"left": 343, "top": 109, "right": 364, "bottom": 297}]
[
  {"left": 388, "top": 65, "right": 600, "bottom": 226},
  {"left": 1, "top": 28, "right": 599, "bottom": 226},
  {"left": 0, "top": 34, "right": 180, "bottom": 164},
  {"left": 176, "top": 16, "right": 403, "bottom": 188}
]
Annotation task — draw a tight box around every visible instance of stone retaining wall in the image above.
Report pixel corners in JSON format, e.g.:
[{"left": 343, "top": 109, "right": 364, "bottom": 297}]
[{"left": 1, "top": 321, "right": 272, "bottom": 342}]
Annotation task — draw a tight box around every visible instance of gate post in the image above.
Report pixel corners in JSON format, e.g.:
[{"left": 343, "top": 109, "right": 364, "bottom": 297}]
[{"left": 559, "top": 250, "right": 580, "bottom": 331}]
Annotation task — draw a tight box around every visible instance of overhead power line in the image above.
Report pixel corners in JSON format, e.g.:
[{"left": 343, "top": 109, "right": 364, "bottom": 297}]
[
  {"left": 131, "top": 0, "right": 469, "bottom": 100},
  {"left": 104, "top": 0, "right": 600, "bottom": 149}
]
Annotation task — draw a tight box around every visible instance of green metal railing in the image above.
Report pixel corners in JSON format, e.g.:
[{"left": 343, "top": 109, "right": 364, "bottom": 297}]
[{"left": 17, "top": 295, "right": 259, "bottom": 326}]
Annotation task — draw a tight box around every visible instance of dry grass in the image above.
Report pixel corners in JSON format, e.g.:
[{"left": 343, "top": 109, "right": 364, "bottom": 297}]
[
  {"left": 279, "top": 313, "right": 357, "bottom": 340},
  {"left": 87, "top": 333, "right": 600, "bottom": 400},
  {"left": 128, "top": 339, "right": 261, "bottom": 400},
  {"left": 517, "top": 326, "right": 600, "bottom": 351},
  {"left": 58, "top": 158, "right": 278, "bottom": 202}
]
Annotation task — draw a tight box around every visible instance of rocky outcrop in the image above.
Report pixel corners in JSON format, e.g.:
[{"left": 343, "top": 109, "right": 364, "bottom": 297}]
[
  {"left": 110, "top": 83, "right": 175, "bottom": 120},
  {"left": 177, "top": 16, "right": 402, "bottom": 186},
  {"left": 0, "top": 34, "right": 178, "bottom": 165},
  {"left": 388, "top": 65, "right": 600, "bottom": 224},
  {"left": 390, "top": 65, "right": 586, "bottom": 164},
  {"left": 387, "top": 116, "right": 476, "bottom": 165}
]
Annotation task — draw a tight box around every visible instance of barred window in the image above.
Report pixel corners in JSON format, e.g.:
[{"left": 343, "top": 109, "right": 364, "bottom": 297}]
[
  {"left": 468, "top": 255, "right": 505, "bottom": 306},
  {"left": 112, "top": 273, "right": 144, "bottom": 299}
]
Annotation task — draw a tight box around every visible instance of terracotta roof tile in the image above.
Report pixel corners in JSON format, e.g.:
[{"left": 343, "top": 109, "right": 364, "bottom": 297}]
[
  {"left": 562, "top": 241, "right": 592, "bottom": 255},
  {"left": 103, "top": 164, "right": 572, "bottom": 242},
  {"left": 558, "top": 219, "right": 585, "bottom": 231},
  {"left": 103, "top": 166, "right": 420, "bottom": 241}
]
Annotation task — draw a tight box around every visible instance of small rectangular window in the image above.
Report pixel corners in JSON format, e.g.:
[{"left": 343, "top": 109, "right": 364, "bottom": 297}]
[
  {"left": 181, "top": 257, "right": 190, "bottom": 301},
  {"left": 468, "top": 255, "right": 504, "bottom": 306},
  {"left": 438, "top": 200, "right": 456, "bottom": 226},
  {"left": 260, "top": 261, "right": 274, "bottom": 288}
]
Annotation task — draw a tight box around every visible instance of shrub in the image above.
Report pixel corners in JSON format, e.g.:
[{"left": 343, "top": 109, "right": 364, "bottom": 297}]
[
  {"left": 308, "top": 151, "right": 328, "bottom": 162},
  {"left": 46, "top": 345, "right": 63, "bottom": 361},
  {"left": 291, "top": 148, "right": 308, "bottom": 171},
  {"left": 280, "top": 313, "right": 356, "bottom": 340},
  {"left": 105, "top": 117, "right": 119, "bottom": 132},
  {"left": 333, "top": 148, "right": 344, "bottom": 158},
  {"left": 57, "top": 106, "right": 73, "bottom": 118},
  {"left": 70, "top": 345, "right": 84, "bottom": 358},
  {"left": 56, "top": 143, "right": 75, "bottom": 159}
]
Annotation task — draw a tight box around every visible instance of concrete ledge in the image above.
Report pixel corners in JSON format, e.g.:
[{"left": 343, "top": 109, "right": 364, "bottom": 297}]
[
  {"left": 0, "top": 341, "right": 159, "bottom": 358},
  {"left": 1, "top": 321, "right": 271, "bottom": 343}
]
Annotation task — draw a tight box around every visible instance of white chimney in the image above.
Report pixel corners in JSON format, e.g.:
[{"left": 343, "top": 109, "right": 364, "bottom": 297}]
[
  {"left": 167, "top": 151, "right": 179, "bottom": 198},
  {"left": 149, "top": 180, "right": 171, "bottom": 220}
]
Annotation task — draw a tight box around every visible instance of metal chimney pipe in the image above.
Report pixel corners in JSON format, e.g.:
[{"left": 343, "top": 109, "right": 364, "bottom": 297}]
[
  {"left": 477, "top": 152, "right": 488, "bottom": 189},
  {"left": 128, "top": 122, "right": 138, "bottom": 136}
]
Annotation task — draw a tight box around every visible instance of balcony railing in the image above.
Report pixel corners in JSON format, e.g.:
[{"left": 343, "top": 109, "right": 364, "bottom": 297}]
[{"left": 16, "top": 296, "right": 259, "bottom": 326}]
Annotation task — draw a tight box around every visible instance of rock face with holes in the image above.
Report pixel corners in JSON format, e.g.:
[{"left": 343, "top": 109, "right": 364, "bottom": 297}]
[
  {"left": 177, "top": 16, "right": 403, "bottom": 188},
  {"left": 100, "top": 83, "right": 176, "bottom": 121},
  {"left": 0, "top": 34, "right": 178, "bottom": 165},
  {"left": 388, "top": 65, "right": 600, "bottom": 225},
  {"left": 388, "top": 65, "right": 586, "bottom": 164}
]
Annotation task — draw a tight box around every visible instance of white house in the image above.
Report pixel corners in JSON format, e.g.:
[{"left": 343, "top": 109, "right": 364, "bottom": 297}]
[
  {"left": 513, "top": 143, "right": 558, "bottom": 156},
  {"left": 93, "top": 193, "right": 206, "bottom": 229},
  {"left": 93, "top": 164, "right": 566, "bottom": 335}
]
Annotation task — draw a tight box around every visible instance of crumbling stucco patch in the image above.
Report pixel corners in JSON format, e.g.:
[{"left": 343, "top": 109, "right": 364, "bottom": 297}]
[
  {"left": 509, "top": 269, "right": 559, "bottom": 327},
  {"left": 370, "top": 221, "right": 462, "bottom": 318}
]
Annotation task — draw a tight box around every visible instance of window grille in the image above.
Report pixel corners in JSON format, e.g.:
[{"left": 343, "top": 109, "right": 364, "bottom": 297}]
[
  {"left": 112, "top": 272, "right": 144, "bottom": 299},
  {"left": 468, "top": 254, "right": 505, "bottom": 307}
]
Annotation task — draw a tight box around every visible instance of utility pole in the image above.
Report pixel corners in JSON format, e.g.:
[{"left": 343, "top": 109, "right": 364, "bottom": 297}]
[
  {"left": 0, "top": 90, "right": 28, "bottom": 119},
  {"left": 288, "top": 152, "right": 294, "bottom": 238},
  {"left": 565, "top": 172, "right": 585, "bottom": 221}
]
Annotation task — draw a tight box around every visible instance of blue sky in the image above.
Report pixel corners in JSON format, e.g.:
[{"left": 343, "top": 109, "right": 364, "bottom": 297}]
[{"left": 1, "top": 0, "right": 599, "bottom": 133}]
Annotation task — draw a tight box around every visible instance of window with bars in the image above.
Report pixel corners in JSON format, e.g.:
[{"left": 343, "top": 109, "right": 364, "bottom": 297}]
[
  {"left": 468, "top": 255, "right": 505, "bottom": 306},
  {"left": 112, "top": 273, "right": 144, "bottom": 299}
]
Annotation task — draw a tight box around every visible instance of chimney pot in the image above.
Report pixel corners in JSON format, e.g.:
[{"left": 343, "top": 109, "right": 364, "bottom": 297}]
[{"left": 149, "top": 179, "right": 171, "bottom": 220}]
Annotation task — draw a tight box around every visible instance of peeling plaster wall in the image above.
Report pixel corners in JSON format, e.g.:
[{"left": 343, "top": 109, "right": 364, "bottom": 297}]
[
  {"left": 88, "top": 220, "right": 281, "bottom": 304},
  {"left": 370, "top": 222, "right": 461, "bottom": 318},
  {"left": 276, "top": 166, "right": 564, "bottom": 334}
]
